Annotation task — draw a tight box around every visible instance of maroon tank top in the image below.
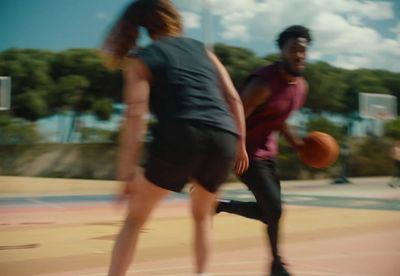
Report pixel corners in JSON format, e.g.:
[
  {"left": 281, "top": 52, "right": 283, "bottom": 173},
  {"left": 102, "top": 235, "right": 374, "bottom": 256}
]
[{"left": 242, "top": 62, "right": 307, "bottom": 160}]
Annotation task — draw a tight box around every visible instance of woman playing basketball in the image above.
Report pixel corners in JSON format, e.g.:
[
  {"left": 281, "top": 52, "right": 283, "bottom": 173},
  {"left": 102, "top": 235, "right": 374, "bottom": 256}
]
[{"left": 101, "top": 1, "right": 248, "bottom": 275}]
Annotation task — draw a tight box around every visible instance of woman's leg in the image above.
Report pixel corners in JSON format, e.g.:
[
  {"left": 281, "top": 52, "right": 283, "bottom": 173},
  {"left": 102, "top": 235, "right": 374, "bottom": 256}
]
[
  {"left": 108, "top": 175, "right": 170, "bottom": 276},
  {"left": 190, "top": 183, "right": 218, "bottom": 274}
]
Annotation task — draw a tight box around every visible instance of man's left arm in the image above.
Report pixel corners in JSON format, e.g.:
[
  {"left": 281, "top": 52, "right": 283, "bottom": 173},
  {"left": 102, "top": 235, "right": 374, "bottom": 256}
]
[
  {"left": 281, "top": 79, "right": 308, "bottom": 150},
  {"left": 281, "top": 123, "right": 304, "bottom": 150}
]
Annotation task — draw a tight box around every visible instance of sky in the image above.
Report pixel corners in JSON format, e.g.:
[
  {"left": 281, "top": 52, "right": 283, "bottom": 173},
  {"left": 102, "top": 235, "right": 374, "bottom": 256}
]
[{"left": 0, "top": 0, "right": 399, "bottom": 72}]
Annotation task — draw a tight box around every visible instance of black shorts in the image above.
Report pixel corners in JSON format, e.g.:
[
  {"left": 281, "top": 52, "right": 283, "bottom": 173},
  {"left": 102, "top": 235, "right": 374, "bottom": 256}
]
[{"left": 144, "top": 120, "right": 237, "bottom": 193}]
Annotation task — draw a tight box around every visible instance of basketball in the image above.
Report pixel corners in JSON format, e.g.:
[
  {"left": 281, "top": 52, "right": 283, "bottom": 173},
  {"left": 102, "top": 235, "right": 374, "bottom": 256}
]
[{"left": 298, "top": 131, "right": 340, "bottom": 169}]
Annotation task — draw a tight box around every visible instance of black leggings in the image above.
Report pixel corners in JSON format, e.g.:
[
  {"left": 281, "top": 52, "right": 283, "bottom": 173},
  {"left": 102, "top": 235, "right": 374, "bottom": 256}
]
[
  {"left": 395, "top": 160, "right": 400, "bottom": 177},
  {"left": 218, "top": 159, "right": 282, "bottom": 260}
]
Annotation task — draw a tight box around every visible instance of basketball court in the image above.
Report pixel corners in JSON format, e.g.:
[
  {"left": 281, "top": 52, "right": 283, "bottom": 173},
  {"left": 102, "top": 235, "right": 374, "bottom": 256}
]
[
  {"left": 1, "top": 5, "right": 399, "bottom": 275},
  {"left": 1, "top": 176, "right": 399, "bottom": 276}
]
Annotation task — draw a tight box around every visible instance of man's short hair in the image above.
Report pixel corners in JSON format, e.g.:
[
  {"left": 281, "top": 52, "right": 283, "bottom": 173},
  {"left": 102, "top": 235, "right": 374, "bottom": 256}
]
[{"left": 277, "top": 25, "right": 312, "bottom": 49}]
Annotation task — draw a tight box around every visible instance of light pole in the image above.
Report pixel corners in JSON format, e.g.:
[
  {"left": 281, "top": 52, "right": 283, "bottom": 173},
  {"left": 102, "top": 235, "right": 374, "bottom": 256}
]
[{"left": 202, "top": 0, "right": 213, "bottom": 51}]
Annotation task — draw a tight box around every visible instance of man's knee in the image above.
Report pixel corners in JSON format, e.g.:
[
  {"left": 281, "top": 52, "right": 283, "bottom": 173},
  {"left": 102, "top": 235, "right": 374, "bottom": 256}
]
[{"left": 260, "top": 204, "right": 282, "bottom": 224}]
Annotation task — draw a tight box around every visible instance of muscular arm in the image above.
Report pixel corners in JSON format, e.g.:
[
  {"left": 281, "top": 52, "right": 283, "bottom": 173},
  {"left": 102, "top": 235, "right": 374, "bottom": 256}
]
[
  {"left": 207, "top": 50, "right": 246, "bottom": 142},
  {"left": 281, "top": 80, "right": 308, "bottom": 149},
  {"left": 117, "top": 58, "right": 151, "bottom": 181},
  {"left": 281, "top": 122, "right": 303, "bottom": 150},
  {"left": 207, "top": 50, "right": 249, "bottom": 175},
  {"left": 240, "top": 76, "right": 272, "bottom": 118}
]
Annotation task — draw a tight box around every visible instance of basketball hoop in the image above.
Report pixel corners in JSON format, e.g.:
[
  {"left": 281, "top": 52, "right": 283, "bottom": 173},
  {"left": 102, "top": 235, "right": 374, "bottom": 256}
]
[
  {"left": 375, "top": 112, "right": 389, "bottom": 121},
  {"left": 0, "top": 76, "right": 11, "bottom": 111},
  {"left": 359, "top": 93, "right": 397, "bottom": 120},
  {"left": 359, "top": 92, "right": 397, "bottom": 137}
]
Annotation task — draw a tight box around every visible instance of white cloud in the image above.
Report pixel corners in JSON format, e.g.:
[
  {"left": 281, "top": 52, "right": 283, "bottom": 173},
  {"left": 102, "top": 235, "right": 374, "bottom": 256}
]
[
  {"left": 181, "top": 11, "right": 201, "bottom": 29},
  {"left": 173, "top": 0, "right": 203, "bottom": 12},
  {"left": 390, "top": 23, "right": 400, "bottom": 41},
  {"left": 173, "top": 0, "right": 399, "bottom": 71},
  {"left": 219, "top": 11, "right": 254, "bottom": 41},
  {"left": 350, "top": 0, "right": 393, "bottom": 20},
  {"left": 208, "top": 0, "right": 259, "bottom": 15},
  {"left": 96, "top": 12, "right": 112, "bottom": 22},
  {"left": 308, "top": 8, "right": 399, "bottom": 71},
  {"left": 221, "top": 24, "right": 250, "bottom": 41}
]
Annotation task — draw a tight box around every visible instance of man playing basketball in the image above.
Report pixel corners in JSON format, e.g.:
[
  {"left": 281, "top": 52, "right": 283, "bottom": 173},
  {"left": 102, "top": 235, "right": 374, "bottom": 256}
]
[
  {"left": 216, "top": 25, "right": 312, "bottom": 276},
  {"left": 389, "top": 140, "right": 400, "bottom": 188}
]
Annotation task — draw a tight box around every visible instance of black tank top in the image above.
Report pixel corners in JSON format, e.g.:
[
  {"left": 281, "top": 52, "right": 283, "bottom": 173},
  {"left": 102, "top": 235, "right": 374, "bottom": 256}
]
[{"left": 134, "top": 36, "right": 238, "bottom": 136}]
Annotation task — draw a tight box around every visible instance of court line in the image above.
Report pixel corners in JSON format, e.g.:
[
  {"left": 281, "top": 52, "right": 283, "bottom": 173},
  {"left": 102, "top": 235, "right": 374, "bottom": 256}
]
[{"left": 26, "top": 198, "right": 65, "bottom": 209}]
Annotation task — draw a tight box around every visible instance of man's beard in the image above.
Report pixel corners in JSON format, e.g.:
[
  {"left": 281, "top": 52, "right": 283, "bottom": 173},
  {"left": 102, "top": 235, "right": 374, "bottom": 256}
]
[{"left": 281, "top": 60, "right": 304, "bottom": 77}]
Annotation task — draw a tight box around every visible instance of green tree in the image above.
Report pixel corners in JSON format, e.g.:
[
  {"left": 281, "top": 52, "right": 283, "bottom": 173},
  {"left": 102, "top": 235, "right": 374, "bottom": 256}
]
[
  {"left": 349, "top": 137, "right": 392, "bottom": 176},
  {"left": 373, "top": 70, "right": 400, "bottom": 109},
  {"left": 51, "top": 49, "right": 123, "bottom": 103},
  {"left": 306, "top": 116, "right": 344, "bottom": 142},
  {"left": 13, "top": 90, "right": 48, "bottom": 121},
  {"left": 92, "top": 98, "right": 113, "bottom": 121},
  {"left": 53, "top": 75, "right": 90, "bottom": 109},
  {"left": 305, "top": 62, "right": 347, "bottom": 114},
  {"left": 214, "top": 43, "right": 265, "bottom": 88},
  {"left": 0, "top": 49, "right": 55, "bottom": 120},
  {"left": 385, "top": 118, "right": 400, "bottom": 139},
  {"left": 0, "top": 115, "right": 42, "bottom": 144},
  {"left": 264, "top": 53, "right": 280, "bottom": 63},
  {"left": 53, "top": 75, "right": 90, "bottom": 141},
  {"left": 342, "top": 69, "right": 390, "bottom": 114}
]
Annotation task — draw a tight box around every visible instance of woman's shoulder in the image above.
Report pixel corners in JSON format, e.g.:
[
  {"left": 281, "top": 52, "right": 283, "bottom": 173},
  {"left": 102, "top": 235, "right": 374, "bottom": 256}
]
[{"left": 160, "top": 36, "right": 203, "bottom": 46}]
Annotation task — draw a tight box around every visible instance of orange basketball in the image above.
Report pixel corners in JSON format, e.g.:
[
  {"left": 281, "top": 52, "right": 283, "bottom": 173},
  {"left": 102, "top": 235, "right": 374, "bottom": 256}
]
[{"left": 298, "top": 131, "right": 340, "bottom": 169}]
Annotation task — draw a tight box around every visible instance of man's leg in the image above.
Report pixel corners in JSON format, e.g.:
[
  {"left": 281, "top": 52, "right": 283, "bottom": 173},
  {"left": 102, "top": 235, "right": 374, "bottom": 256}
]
[
  {"left": 216, "top": 199, "right": 264, "bottom": 221},
  {"left": 396, "top": 161, "right": 400, "bottom": 187},
  {"left": 242, "top": 160, "right": 282, "bottom": 261},
  {"left": 216, "top": 159, "right": 288, "bottom": 274}
]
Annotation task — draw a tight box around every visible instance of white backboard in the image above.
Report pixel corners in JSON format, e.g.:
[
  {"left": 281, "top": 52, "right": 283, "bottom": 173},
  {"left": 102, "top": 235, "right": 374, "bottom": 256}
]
[
  {"left": 359, "top": 92, "right": 397, "bottom": 120},
  {"left": 0, "top": 76, "right": 11, "bottom": 110}
]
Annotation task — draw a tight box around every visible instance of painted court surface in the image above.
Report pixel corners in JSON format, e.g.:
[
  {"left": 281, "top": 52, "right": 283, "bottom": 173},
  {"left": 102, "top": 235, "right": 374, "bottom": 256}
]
[{"left": 0, "top": 176, "right": 399, "bottom": 276}]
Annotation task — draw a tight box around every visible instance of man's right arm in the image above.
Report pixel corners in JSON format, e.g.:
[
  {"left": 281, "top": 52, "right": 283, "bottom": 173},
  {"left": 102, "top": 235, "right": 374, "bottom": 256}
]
[{"left": 240, "top": 76, "right": 272, "bottom": 118}]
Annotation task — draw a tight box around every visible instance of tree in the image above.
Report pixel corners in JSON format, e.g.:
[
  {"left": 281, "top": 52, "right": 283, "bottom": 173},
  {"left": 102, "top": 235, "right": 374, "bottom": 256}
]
[
  {"left": 306, "top": 116, "right": 344, "bottom": 142},
  {"left": 51, "top": 49, "right": 123, "bottom": 103},
  {"left": 214, "top": 43, "right": 265, "bottom": 88},
  {"left": 373, "top": 70, "right": 400, "bottom": 110},
  {"left": 13, "top": 90, "right": 48, "bottom": 121},
  {"left": 0, "top": 49, "right": 55, "bottom": 120},
  {"left": 92, "top": 98, "right": 113, "bottom": 121},
  {"left": 342, "top": 69, "right": 390, "bottom": 114},
  {"left": 0, "top": 115, "right": 42, "bottom": 144},
  {"left": 385, "top": 119, "right": 400, "bottom": 139},
  {"left": 305, "top": 62, "right": 348, "bottom": 114},
  {"left": 53, "top": 75, "right": 90, "bottom": 142},
  {"left": 349, "top": 137, "right": 392, "bottom": 176}
]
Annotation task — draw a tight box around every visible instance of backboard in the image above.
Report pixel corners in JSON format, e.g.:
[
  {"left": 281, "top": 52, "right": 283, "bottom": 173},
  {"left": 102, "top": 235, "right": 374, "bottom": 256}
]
[
  {"left": 359, "top": 92, "right": 397, "bottom": 121},
  {"left": 0, "top": 76, "right": 11, "bottom": 110}
]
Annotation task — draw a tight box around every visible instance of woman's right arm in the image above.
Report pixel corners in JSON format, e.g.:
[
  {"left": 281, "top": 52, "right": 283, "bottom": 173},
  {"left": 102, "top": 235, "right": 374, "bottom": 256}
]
[{"left": 117, "top": 58, "right": 151, "bottom": 185}]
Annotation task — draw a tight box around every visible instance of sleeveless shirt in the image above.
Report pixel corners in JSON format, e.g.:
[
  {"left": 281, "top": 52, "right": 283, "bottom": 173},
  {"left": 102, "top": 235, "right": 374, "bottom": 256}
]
[
  {"left": 242, "top": 62, "right": 307, "bottom": 160},
  {"left": 134, "top": 36, "right": 238, "bottom": 136}
]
